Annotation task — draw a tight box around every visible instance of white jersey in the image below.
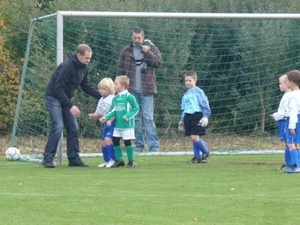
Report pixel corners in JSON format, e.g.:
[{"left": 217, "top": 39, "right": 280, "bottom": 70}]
[
  {"left": 273, "top": 91, "right": 291, "bottom": 121},
  {"left": 288, "top": 90, "right": 300, "bottom": 129},
  {"left": 95, "top": 94, "right": 114, "bottom": 116}
]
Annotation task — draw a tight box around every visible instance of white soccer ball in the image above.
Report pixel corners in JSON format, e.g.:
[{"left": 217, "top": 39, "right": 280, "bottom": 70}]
[{"left": 5, "top": 147, "right": 21, "bottom": 161}]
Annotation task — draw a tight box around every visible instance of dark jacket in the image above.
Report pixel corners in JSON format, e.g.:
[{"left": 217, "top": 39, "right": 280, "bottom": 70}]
[
  {"left": 116, "top": 42, "right": 162, "bottom": 95},
  {"left": 45, "top": 54, "right": 101, "bottom": 109}
]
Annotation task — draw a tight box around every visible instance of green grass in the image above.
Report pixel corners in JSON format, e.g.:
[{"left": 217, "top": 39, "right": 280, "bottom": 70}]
[{"left": 0, "top": 155, "right": 299, "bottom": 225}]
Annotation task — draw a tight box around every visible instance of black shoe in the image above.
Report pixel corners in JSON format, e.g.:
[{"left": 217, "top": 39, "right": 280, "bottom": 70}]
[
  {"left": 42, "top": 160, "right": 55, "bottom": 168},
  {"left": 127, "top": 160, "right": 136, "bottom": 168},
  {"left": 68, "top": 161, "right": 89, "bottom": 167},
  {"left": 200, "top": 152, "right": 211, "bottom": 163},
  {"left": 189, "top": 157, "right": 201, "bottom": 163},
  {"left": 111, "top": 160, "right": 125, "bottom": 168}
]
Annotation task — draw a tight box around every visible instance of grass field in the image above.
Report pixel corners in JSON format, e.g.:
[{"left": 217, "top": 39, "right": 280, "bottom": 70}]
[{"left": 0, "top": 154, "right": 299, "bottom": 225}]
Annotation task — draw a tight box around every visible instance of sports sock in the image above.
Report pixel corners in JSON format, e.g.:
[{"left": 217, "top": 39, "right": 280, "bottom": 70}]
[
  {"left": 113, "top": 145, "right": 123, "bottom": 160},
  {"left": 101, "top": 146, "right": 109, "bottom": 162},
  {"left": 289, "top": 149, "right": 299, "bottom": 168},
  {"left": 125, "top": 145, "right": 134, "bottom": 161},
  {"left": 284, "top": 145, "right": 291, "bottom": 167},
  {"left": 107, "top": 144, "right": 116, "bottom": 161},
  {"left": 194, "top": 139, "right": 209, "bottom": 154},
  {"left": 193, "top": 142, "right": 201, "bottom": 158}
]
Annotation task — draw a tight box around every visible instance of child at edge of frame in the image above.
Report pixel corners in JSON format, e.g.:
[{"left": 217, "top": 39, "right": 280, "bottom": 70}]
[
  {"left": 178, "top": 70, "right": 211, "bottom": 163},
  {"left": 282, "top": 70, "right": 300, "bottom": 173}
]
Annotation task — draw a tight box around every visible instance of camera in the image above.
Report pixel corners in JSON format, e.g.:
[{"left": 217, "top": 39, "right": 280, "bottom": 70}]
[{"left": 141, "top": 62, "right": 147, "bottom": 74}]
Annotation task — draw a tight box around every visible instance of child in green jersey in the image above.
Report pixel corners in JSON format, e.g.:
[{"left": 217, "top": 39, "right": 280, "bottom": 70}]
[{"left": 99, "top": 76, "right": 140, "bottom": 168}]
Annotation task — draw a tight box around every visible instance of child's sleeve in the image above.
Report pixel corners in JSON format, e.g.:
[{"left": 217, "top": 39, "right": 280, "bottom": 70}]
[
  {"left": 288, "top": 97, "right": 298, "bottom": 129},
  {"left": 199, "top": 89, "right": 211, "bottom": 118},
  {"left": 104, "top": 98, "right": 116, "bottom": 121},
  {"left": 180, "top": 97, "right": 185, "bottom": 122},
  {"left": 123, "top": 95, "right": 140, "bottom": 120}
]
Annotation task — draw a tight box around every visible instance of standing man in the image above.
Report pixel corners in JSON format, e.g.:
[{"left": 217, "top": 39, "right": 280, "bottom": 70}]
[
  {"left": 117, "top": 27, "right": 162, "bottom": 152},
  {"left": 43, "top": 44, "right": 101, "bottom": 168}
]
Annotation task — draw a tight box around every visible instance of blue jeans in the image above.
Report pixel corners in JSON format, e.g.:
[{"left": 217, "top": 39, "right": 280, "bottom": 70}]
[
  {"left": 43, "top": 96, "right": 81, "bottom": 163},
  {"left": 134, "top": 94, "right": 159, "bottom": 151}
]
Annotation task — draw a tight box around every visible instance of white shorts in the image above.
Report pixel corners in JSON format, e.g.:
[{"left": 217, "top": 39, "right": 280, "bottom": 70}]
[{"left": 113, "top": 128, "right": 135, "bottom": 140}]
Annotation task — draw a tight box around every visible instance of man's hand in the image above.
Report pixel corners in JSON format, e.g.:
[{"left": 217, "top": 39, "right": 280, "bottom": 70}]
[
  {"left": 199, "top": 117, "right": 208, "bottom": 127},
  {"left": 70, "top": 105, "right": 81, "bottom": 118},
  {"left": 141, "top": 45, "right": 150, "bottom": 53}
]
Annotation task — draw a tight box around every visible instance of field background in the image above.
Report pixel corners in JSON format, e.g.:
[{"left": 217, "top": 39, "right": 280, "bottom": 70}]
[
  {"left": 0, "top": 154, "right": 299, "bottom": 225},
  {"left": 0, "top": 133, "right": 284, "bottom": 156}
]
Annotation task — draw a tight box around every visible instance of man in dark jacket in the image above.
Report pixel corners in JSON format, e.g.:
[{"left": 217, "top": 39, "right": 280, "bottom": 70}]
[
  {"left": 117, "top": 28, "right": 162, "bottom": 152},
  {"left": 43, "top": 44, "right": 101, "bottom": 168}
]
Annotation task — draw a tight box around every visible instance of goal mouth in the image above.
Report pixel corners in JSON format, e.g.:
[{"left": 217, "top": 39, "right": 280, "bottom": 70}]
[{"left": 10, "top": 12, "right": 297, "bottom": 164}]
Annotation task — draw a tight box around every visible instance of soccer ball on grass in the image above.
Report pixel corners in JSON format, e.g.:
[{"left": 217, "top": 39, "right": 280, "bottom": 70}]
[{"left": 5, "top": 147, "right": 21, "bottom": 161}]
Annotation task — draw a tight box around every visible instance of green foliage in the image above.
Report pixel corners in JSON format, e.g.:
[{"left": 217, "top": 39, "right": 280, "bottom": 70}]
[
  {"left": 3, "top": 0, "right": 300, "bottom": 138},
  {"left": 0, "top": 6, "right": 20, "bottom": 131}
]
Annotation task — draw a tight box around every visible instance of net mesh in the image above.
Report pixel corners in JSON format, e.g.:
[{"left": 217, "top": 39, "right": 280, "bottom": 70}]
[{"left": 10, "top": 14, "right": 300, "bottom": 155}]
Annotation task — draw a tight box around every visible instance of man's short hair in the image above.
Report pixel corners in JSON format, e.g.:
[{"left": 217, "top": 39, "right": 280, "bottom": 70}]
[
  {"left": 76, "top": 44, "right": 92, "bottom": 55},
  {"left": 132, "top": 27, "right": 144, "bottom": 35}
]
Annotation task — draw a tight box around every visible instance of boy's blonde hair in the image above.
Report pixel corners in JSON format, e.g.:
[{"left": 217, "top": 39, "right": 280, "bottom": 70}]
[
  {"left": 115, "top": 75, "right": 130, "bottom": 89},
  {"left": 279, "top": 74, "right": 288, "bottom": 83},
  {"left": 185, "top": 70, "right": 197, "bottom": 81},
  {"left": 98, "top": 77, "right": 115, "bottom": 95}
]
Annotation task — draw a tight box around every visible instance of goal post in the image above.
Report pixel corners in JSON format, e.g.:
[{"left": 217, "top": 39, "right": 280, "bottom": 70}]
[{"left": 10, "top": 11, "right": 300, "bottom": 164}]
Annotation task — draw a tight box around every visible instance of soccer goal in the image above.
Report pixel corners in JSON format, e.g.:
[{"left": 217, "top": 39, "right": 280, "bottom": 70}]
[{"left": 9, "top": 11, "right": 300, "bottom": 164}]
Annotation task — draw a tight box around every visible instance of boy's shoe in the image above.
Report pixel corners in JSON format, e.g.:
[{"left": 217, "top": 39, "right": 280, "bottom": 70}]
[
  {"left": 200, "top": 152, "right": 211, "bottom": 163},
  {"left": 42, "top": 160, "right": 55, "bottom": 168},
  {"left": 106, "top": 159, "right": 115, "bottom": 168},
  {"left": 68, "top": 161, "right": 89, "bottom": 167},
  {"left": 127, "top": 160, "right": 136, "bottom": 168},
  {"left": 111, "top": 160, "right": 125, "bottom": 168},
  {"left": 284, "top": 167, "right": 300, "bottom": 173},
  {"left": 98, "top": 162, "right": 108, "bottom": 168},
  {"left": 189, "top": 157, "right": 201, "bottom": 163}
]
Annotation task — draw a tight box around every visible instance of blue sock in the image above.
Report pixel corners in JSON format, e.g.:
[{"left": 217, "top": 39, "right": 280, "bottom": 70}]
[
  {"left": 107, "top": 144, "right": 116, "bottom": 161},
  {"left": 289, "top": 149, "right": 299, "bottom": 168},
  {"left": 193, "top": 142, "right": 201, "bottom": 159},
  {"left": 102, "top": 146, "right": 109, "bottom": 162},
  {"left": 285, "top": 146, "right": 291, "bottom": 167},
  {"left": 195, "top": 139, "right": 209, "bottom": 154}
]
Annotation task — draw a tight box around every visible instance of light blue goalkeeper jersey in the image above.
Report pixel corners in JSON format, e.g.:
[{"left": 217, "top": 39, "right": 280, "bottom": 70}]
[{"left": 180, "top": 86, "right": 211, "bottom": 121}]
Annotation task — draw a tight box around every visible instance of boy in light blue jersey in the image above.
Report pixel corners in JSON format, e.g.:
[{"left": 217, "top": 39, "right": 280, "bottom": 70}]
[
  {"left": 100, "top": 76, "right": 139, "bottom": 168},
  {"left": 178, "top": 70, "right": 211, "bottom": 163}
]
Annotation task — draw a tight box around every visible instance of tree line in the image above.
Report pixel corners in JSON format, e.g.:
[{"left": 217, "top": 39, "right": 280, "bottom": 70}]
[{"left": 2, "top": 0, "right": 300, "bottom": 135}]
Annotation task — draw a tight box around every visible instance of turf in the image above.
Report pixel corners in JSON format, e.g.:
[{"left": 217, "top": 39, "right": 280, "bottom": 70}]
[{"left": 0, "top": 155, "right": 299, "bottom": 225}]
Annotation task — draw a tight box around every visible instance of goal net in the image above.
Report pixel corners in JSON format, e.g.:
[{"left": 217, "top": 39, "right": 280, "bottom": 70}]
[{"left": 9, "top": 12, "right": 300, "bottom": 161}]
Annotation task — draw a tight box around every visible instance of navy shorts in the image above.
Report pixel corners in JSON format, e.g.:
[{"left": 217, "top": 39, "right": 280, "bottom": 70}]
[{"left": 184, "top": 112, "right": 206, "bottom": 136}]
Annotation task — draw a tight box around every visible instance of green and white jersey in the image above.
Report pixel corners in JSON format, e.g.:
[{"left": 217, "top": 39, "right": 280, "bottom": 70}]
[{"left": 105, "top": 90, "right": 139, "bottom": 129}]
